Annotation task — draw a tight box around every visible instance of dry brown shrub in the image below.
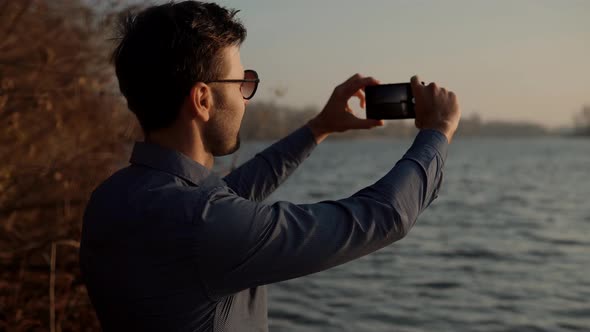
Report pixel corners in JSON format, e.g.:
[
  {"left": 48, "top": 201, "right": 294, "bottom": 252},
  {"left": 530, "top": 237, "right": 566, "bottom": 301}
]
[{"left": 0, "top": 0, "right": 139, "bottom": 330}]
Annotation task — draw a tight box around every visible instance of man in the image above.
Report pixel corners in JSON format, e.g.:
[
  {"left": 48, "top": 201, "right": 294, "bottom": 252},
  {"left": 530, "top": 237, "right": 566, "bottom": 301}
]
[{"left": 80, "top": 1, "right": 460, "bottom": 331}]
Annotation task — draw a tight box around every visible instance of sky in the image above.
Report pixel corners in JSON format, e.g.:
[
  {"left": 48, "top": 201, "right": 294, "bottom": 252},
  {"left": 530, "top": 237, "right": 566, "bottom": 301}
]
[{"left": 148, "top": 0, "right": 590, "bottom": 128}]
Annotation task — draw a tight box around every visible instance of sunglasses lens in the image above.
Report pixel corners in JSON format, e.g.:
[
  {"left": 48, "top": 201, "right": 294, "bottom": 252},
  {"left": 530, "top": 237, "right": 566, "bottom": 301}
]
[{"left": 241, "top": 70, "right": 258, "bottom": 99}]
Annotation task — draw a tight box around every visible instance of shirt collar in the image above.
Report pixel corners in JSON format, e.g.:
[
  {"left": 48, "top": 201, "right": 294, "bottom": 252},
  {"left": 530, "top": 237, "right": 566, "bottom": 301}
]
[{"left": 129, "top": 141, "right": 211, "bottom": 186}]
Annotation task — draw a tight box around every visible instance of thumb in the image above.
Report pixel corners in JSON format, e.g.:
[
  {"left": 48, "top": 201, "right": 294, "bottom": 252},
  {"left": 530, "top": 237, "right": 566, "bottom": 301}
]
[{"left": 410, "top": 75, "right": 423, "bottom": 98}]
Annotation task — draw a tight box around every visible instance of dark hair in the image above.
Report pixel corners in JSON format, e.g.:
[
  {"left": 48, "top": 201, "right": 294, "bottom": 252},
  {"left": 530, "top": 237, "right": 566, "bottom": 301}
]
[{"left": 112, "top": 1, "right": 246, "bottom": 133}]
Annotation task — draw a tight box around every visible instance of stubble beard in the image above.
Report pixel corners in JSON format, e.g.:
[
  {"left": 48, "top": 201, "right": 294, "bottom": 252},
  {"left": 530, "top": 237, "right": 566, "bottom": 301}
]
[{"left": 205, "top": 90, "right": 241, "bottom": 156}]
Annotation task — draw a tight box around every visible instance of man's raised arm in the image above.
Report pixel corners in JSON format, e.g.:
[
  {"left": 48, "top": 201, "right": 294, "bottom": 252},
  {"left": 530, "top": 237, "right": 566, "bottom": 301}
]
[{"left": 197, "top": 128, "right": 448, "bottom": 300}]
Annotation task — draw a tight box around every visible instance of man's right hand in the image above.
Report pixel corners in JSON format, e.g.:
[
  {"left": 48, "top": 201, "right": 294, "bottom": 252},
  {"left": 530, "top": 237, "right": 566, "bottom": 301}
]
[{"left": 411, "top": 75, "right": 461, "bottom": 143}]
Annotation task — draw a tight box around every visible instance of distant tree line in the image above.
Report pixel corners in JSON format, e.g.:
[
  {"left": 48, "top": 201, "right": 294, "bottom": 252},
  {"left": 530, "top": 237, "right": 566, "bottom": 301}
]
[
  {"left": 573, "top": 105, "right": 590, "bottom": 136},
  {"left": 240, "top": 102, "right": 550, "bottom": 141}
]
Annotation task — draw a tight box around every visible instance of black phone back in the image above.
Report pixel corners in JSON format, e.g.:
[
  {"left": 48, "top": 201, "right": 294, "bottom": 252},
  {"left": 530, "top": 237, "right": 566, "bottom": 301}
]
[{"left": 366, "top": 83, "right": 415, "bottom": 120}]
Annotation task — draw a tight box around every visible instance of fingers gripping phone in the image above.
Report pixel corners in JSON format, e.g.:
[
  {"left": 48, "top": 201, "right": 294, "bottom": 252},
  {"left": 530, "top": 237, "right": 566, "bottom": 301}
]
[{"left": 365, "top": 83, "right": 415, "bottom": 120}]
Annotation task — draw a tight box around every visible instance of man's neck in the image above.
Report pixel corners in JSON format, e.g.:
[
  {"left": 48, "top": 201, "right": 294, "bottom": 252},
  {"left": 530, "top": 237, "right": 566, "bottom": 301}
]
[{"left": 145, "top": 127, "right": 214, "bottom": 169}]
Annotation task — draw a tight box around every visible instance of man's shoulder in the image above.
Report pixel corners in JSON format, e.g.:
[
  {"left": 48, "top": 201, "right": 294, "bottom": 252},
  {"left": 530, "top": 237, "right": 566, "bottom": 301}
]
[
  {"left": 81, "top": 166, "right": 222, "bottom": 247},
  {"left": 84, "top": 165, "right": 231, "bottom": 225},
  {"left": 91, "top": 165, "right": 202, "bottom": 201}
]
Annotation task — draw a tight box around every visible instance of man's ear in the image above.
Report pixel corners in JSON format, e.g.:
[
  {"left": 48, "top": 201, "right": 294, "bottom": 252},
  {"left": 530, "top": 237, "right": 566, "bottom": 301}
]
[{"left": 188, "top": 82, "right": 212, "bottom": 122}]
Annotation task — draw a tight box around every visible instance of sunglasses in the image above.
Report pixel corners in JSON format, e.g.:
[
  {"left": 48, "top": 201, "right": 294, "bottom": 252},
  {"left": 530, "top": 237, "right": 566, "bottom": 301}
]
[{"left": 205, "top": 69, "right": 260, "bottom": 100}]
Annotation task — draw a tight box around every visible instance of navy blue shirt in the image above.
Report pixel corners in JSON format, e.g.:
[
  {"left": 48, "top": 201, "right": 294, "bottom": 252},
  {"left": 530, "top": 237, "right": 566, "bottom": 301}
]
[{"left": 80, "top": 126, "right": 448, "bottom": 331}]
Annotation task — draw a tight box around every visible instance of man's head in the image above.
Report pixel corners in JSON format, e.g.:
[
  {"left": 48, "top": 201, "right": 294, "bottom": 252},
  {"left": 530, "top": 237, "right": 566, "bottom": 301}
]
[{"left": 113, "top": 1, "right": 250, "bottom": 156}]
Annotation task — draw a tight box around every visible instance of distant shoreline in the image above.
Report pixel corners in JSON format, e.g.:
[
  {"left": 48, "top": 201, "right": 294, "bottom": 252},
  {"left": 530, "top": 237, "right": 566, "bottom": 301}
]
[{"left": 240, "top": 101, "right": 589, "bottom": 141}]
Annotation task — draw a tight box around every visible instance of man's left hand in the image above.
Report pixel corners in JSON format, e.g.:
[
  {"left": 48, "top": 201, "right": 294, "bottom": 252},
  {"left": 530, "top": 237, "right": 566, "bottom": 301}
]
[{"left": 307, "top": 73, "right": 384, "bottom": 143}]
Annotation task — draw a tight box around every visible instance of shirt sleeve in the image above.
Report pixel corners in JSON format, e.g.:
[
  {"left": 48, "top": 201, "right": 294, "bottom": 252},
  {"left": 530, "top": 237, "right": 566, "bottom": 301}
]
[
  {"left": 197, "top": 129, "right": 448, "bottom": 299},
  {"left": 222, "top": 125, "right": 317, "bottom": 202}
]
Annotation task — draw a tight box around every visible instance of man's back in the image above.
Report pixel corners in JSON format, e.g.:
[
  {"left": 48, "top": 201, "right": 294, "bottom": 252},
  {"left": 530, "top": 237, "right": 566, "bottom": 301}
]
[
  {"left": 81, "top": 166, "right": 220, "bottom": 330},
  {"left": 81, "top": 137, "right": 279, "bottom": 331}
]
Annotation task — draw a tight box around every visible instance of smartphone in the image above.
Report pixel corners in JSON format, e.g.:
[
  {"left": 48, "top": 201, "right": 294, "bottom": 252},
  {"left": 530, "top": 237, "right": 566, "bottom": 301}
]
[{"left": 365, "top": 83, "right": 415, "bottom": 120}]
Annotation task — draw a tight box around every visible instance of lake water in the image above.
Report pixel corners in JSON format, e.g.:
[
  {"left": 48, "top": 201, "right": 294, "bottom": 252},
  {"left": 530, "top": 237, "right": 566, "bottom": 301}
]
[{"left": 216, "top": 136, "right": 590, "bottom": 332}]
